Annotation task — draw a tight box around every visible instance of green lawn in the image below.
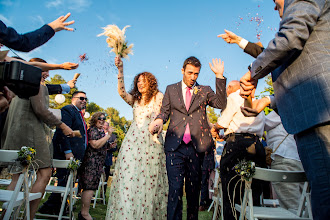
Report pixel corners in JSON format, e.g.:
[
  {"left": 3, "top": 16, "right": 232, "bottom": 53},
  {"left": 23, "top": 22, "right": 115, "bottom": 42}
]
[
  {"left": 71, "top": 188, "right": 214, "bottom": 219},
  {"left": 0, "top": 186, "right": 214, "bottom": 219}
]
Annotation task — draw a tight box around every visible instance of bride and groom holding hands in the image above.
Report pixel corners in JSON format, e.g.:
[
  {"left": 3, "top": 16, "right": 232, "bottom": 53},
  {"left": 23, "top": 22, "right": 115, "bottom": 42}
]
[{"left": 106, "top": 55, "right": 227, "bottom": 220}]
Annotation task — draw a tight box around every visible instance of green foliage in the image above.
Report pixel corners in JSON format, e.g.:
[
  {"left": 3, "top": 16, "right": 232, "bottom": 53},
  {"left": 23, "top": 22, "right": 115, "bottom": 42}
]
[
  {"left": 46, "top": 74, "right": 77, "bottom": 109},
  {"left": 85, "top": 102, "right": 104, "bottom": 124},
  {"left": 261, "top": 75, "right": 274, "bottom": 96},
  {"left": 105, "top": 107, "right": 132, "bottom": 156},
  {"left": 207, "top": 106, "right": 220, "bottom": 124},
  {"left": 258, "top": 75, "right": 274, "bottom": 115}
]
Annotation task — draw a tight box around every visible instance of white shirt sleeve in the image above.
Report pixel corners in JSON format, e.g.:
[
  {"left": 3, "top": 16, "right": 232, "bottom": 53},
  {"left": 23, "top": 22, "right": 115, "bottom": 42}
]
[{"left": 238, "top": 38, "right": 249, "bottom": 50}]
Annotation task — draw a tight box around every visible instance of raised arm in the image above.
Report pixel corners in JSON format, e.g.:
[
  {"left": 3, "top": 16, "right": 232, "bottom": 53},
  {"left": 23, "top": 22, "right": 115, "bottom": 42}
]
[
  {"left": 115, "top": 56, "right": 134, "bottom": 106},
  {"left": 208, "top": 58, "right": 227, "bottom": 109},
  {"left": 251, "top": 0, "right": 325, "bottom": 79},
  {"left": 5, "top": 56, "right": 78, "bottom": 71}
]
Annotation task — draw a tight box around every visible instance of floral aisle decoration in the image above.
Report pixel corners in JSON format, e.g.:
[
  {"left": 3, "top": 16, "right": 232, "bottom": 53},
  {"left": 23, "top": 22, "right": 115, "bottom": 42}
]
[
  {"left": 227, "top": 159, "right": 256, "bottom": 219},
  {"left": 234, "top": 159, "right": 256, "bottom": 181},
  {"left": 98, "top": 25, "right": 134, "bottom": 59},
  {"left": 17, "top": 146, "right": 36, "bottom": 167},
  {"left": 67, "top": 158, "right": 81, "bottom": 172}
]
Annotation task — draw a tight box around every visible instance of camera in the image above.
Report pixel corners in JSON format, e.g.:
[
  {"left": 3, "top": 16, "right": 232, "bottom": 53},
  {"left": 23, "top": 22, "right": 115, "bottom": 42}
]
[{"left": 0, "top": 61, "right": 41, "bottom": 99}]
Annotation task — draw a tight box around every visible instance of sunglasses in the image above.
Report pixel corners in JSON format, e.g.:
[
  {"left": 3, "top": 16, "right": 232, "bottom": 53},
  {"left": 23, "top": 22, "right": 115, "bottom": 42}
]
[
  {"left": 98, "top": 117, "right": 106, "bottom": 121},
  {"left": 75, "top": 97, "right": 88, "bottom": 101}
]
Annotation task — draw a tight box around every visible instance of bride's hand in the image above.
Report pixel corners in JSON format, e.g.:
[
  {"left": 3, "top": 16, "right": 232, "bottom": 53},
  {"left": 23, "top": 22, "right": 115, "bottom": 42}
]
[{"left": 115, "top": 56, "right": 123, "bottom": 70}]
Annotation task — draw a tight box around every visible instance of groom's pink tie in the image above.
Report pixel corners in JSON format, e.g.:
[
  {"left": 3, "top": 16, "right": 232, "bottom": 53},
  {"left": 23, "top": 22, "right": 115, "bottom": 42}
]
[{"left": 183, "top": 87, "right": 192, "bottom": 144}]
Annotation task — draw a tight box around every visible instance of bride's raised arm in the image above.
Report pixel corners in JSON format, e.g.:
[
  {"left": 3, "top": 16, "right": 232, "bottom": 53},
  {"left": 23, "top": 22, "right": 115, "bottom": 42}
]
[{"left": 115, "top": 56, "right": 134, "bottom": 106}]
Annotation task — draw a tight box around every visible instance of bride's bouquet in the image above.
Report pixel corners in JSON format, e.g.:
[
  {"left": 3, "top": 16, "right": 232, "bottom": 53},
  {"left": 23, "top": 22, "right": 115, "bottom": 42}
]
[{"left": 98, "top": 24, "right": 134, "bottom": 59}]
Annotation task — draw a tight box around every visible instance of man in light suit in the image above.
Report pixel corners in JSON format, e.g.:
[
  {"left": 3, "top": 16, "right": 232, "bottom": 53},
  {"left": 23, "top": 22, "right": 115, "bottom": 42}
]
[
  {"left": 239, "top": 0, "right": 330, "bottom": 219},
  {"left": 149, "top": 56, "right": 227, "bottom": 220}
]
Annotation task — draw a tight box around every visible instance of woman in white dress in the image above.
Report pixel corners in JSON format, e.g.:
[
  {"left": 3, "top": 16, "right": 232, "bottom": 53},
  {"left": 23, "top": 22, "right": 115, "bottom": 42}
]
[{"left": 106, "top": 57, "right": 168, "bottom": 219}]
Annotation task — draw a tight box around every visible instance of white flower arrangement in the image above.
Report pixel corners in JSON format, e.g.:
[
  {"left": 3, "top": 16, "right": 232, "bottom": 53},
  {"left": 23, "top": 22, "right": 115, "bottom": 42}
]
[{"left": 97, "top": 24, "right": 134, "bottom": 59}]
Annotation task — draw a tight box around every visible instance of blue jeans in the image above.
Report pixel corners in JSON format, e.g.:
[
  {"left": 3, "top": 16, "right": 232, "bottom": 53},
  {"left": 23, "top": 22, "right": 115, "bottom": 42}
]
[{"left": 295, "top": 122, "right": 330, "bottom": 220}]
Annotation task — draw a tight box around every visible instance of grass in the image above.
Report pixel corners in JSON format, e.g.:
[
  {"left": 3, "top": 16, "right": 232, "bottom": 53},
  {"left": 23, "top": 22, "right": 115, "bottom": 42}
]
[
  {"left": 0, "top": 186, "right": 214, "bottom": 219},
  {"left": 71, "top": 187, "right": 213, "bottom": 219}
]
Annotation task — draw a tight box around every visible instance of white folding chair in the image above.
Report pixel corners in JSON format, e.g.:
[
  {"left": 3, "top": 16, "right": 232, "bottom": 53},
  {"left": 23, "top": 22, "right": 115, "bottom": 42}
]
[
  {"left": 0, "top": 149, "right": 42, "bottom": 220},
  {"left": 92, "top": 172, "right": 106, "bottom": 208},
  {"left": 35, "top": 159, "right": 77, "bottom": 220},
  {"left": 209, "top": 169, "right": 224, "bottom": 220},
  {"left": 235, "top": 167, "right": 312, "bottom": 220}
]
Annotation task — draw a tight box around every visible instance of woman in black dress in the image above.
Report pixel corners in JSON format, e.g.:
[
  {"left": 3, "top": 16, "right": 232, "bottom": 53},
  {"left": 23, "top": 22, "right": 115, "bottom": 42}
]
[{"left": 78, "top": 112, "right": 116, "bottom": 220}]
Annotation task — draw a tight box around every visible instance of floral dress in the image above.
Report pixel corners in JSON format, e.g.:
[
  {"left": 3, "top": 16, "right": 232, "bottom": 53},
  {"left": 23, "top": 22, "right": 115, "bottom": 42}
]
[
  {"left": 78, "top": 127, "right": 115, "bottom": 190},
  {"left": 106, "top": 92, "right": 168, "bottom": 220}
]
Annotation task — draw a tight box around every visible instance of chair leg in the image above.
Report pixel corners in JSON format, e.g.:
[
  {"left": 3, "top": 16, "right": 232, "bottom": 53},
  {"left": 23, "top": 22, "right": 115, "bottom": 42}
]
[{"left": 207, "top": 200, "right": 214, "bottom": 212}]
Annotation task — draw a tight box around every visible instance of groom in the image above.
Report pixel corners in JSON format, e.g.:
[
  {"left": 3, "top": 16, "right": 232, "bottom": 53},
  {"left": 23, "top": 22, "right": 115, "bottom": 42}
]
[{"left": 149, "top": 56, "right": 227, "bottom": 220}]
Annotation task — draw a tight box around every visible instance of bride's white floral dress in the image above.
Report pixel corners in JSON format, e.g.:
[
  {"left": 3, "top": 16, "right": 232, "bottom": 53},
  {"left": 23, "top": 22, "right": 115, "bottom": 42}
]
[{"left": 106, "top": 92, "right": 168, "bottom": 219}]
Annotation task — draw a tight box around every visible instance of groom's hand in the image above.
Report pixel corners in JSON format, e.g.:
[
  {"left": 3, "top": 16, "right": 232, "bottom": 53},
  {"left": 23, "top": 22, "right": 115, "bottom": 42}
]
[
  {"left": 149, "top": 119, "right": 163, "bottom": 135},
  {"left": 209, "top": 58, "right": 225, "bottom": 79}
]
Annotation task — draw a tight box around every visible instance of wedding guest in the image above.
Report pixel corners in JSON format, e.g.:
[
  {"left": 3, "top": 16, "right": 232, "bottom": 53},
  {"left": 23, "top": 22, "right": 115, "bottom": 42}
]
[
  {"left": 78, "top": 112, "right": 116, "bottom": 220},
  {"left": 106, "top": 56, "right": 168, "bottom": 219},
  {"left": 39, "top": 91, "right": 88, "bottom": 215},
  {"left": 219, "top": 29, "right": 309, "bottom": 212},
  {"left": 211, "top": 80, "right": 266, "bottom": 220},
  {"left": 238, "top": 0, "right": 330, "bottom": 217},
  {"left": 149, "top": 56, "right": 227, "bottom": 220},
  {"left": 1, "top": 58, "right": 74, "bottom": 219}
]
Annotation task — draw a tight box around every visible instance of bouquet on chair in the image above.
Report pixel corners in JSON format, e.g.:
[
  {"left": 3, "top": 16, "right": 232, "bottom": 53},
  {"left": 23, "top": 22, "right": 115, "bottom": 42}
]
[
  {"left": 67, "top": 158, "right": 81, "bottom": 172},
  {"left": 97, "top": 24, "right": 134, "bottom": 59},
  {"left": 234, "top": 159, "right": 255, "bottom": 181},
  {"left": 17, "top": 146, "right": 36, "bottom": 167},
  {"left": 10, "top": 146, "right": 36, "bottom": 174}
]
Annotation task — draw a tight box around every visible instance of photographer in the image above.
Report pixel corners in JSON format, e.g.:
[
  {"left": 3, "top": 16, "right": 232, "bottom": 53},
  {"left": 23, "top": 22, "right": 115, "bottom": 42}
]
[{"left": 1, "top": 57, "right": 75, "bottom": 219}]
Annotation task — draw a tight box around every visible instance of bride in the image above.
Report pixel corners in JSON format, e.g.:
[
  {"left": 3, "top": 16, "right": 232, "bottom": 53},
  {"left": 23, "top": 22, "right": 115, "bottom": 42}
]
[{"left": 106, "top": 57, "right": 168, "bottom": 219}]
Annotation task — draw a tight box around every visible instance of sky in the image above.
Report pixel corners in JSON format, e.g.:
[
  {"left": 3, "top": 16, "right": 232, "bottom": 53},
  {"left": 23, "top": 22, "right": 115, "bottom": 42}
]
[{"left": 0, "top": 0, "right": 280, "bottom": 120}]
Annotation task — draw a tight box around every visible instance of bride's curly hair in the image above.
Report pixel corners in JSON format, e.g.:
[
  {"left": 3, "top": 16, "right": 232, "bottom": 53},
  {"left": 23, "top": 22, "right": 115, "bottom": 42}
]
[{"left": 129, "top": 72, "right": 159, "bottom": 105}]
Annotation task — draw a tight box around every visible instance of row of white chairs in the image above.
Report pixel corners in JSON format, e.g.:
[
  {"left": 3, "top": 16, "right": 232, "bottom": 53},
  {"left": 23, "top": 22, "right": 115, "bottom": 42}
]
[
  {"left": 209, "top": 167, "right": 312, "bottom": 220},
  {"left": 0, "top": 149, "right": 77, "bottom": 220}
]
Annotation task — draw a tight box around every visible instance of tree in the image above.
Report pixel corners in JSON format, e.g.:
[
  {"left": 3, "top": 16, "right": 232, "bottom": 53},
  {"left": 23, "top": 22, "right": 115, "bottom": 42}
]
[
  {"left": 105, "top": 107, "right": 132, "bottom": 156},
  {"left": 46, "top": 74, "right": 77, "bottom": 109},
  {"left": 207, "top": 106, "right": 220, "bottom": 124},
  {"left": 259, "top": 75, "right": 274, "bottom": 115}
]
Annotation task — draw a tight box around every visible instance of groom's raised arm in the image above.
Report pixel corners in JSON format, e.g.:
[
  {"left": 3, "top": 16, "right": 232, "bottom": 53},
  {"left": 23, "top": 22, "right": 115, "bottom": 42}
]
[
  {"left": 207, "top": 78, "right": 227, "bottom": 109},
  {"left": 208, "top": 58, "right": 227, "bottom": 109}
]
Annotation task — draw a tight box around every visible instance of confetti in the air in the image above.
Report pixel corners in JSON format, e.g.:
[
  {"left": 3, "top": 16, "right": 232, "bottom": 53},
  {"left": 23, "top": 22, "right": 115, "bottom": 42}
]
[{"left": 79, "top": 53, "right": 89, "bottom": 62}]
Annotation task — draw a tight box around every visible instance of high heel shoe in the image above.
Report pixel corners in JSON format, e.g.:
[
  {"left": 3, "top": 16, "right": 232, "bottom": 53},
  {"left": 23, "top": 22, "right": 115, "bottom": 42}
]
[
  {"left": 78, "top": 212, "right": 93, "bottom": 220},
  {"left": 78, "top": 212, "right": 87, "bottom": 220}
]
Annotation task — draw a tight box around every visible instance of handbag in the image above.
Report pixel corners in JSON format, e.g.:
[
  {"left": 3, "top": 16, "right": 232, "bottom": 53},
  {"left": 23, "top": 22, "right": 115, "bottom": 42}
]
[{"left": 265, "top": 134, "right": 289, "bottom": 167}]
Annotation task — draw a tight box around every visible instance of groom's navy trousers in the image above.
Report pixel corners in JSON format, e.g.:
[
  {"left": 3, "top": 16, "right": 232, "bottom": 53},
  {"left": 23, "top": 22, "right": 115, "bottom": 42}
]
[{"left": 166, "top": 141, "right": 204, "bottom": 220}]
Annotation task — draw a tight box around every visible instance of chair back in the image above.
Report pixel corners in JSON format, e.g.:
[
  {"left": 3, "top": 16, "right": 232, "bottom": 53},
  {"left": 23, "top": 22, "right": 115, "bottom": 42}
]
[
  {"left": 0, "top": 149, "right": 19, "bottom": 163},
  {"left": 254, "top": 167, "right": 307, "bottom": 182},
  {"left": 52, "top": 159, "right": 71, "bottom": 169}
]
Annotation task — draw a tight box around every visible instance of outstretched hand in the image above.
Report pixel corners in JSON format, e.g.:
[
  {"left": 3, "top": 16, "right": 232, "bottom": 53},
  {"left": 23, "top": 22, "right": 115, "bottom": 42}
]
[
  {"left": 240, "top": 71, "right": 258, "bottom": 98},
  {"left": 209, "top": 58, "right": 224, "bottom": 79},
  {"left": 48, "top": 13, "right": 75, "bottom": 32},
  {"left": 217, "top": 29, "right": 242, "bottom": 45},
  {"left": 61, "top": 62, "right": 79, "bottom": 70}
]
